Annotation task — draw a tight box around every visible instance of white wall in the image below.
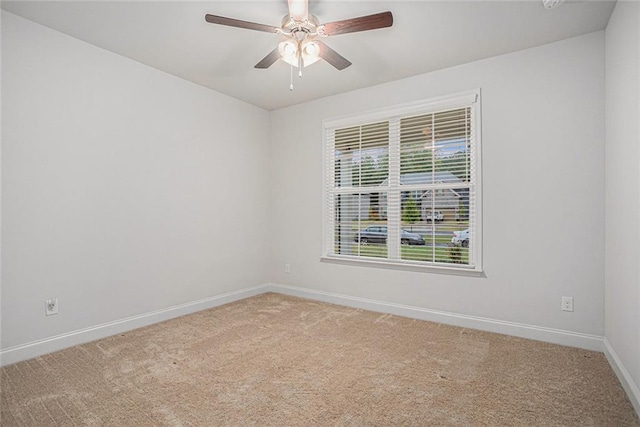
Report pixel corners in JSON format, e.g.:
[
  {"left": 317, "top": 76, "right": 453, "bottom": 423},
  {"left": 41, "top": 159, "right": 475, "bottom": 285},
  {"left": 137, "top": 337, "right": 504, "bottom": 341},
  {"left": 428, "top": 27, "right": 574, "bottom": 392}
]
[
  {"left": 269, "top": 32, "right": 605, "bottom": 336},
  {"left": 604, "top": 0, "right": 640, "bottom": 412},
  {"left": 4, "top": 7, "right": 639, "bottom": 414},
  {"left": 1, "top": 13, "right": 270, "bottom": 350}
]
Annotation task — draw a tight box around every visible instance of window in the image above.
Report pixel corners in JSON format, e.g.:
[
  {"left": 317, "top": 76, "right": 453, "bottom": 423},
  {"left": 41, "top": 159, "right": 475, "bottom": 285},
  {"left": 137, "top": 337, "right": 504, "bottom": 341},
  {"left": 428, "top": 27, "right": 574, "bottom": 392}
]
[{"left": 323, "top": 91, "right": 482, "bottom": 273}]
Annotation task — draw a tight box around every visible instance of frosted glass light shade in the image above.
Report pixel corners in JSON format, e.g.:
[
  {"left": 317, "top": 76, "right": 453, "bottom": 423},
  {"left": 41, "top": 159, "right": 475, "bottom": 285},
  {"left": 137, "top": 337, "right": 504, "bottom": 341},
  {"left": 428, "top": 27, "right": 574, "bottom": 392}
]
[{"left": 278, "top": 40, "right": 320, "bottom": 68}]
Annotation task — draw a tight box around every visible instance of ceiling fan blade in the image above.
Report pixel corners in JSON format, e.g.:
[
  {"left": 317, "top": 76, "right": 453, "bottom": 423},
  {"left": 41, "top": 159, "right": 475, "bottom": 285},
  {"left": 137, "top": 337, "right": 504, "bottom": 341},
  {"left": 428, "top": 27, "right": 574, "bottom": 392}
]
[
  {"left": 288, "top": 0, "right": 309, "bottom": 21},
  {"left": 205, "top": 14, "right": 279, "bottom": 33},
  {"left": 255, "top": 48, "right": 281, "bottom": 69},
  {"left": 321, "top": 11, "right": 393, "bottom": 36},
  {"left": 317, "top": 41, "right": 351, "bottom": 71}
]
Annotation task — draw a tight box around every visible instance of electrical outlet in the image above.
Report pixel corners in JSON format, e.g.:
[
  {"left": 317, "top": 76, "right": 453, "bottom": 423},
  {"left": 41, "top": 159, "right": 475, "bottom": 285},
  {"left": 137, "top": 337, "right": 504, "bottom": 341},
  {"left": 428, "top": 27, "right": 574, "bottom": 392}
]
[
  {"left": 561, "top": 296, "right": 573, "bottom": 312},
  {"left": 45, "top": 298, "right": 58, "bottom": 316},
  {"left": 285, "top": 264, "right": 291, "bottom": 274}
]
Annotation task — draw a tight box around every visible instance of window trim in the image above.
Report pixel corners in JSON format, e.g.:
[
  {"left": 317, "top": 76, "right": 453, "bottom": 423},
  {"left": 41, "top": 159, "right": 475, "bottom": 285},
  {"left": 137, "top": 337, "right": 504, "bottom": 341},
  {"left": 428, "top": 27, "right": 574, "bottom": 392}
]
[{"left": 321, "top": 89, "right": 483, "bottom": 274}]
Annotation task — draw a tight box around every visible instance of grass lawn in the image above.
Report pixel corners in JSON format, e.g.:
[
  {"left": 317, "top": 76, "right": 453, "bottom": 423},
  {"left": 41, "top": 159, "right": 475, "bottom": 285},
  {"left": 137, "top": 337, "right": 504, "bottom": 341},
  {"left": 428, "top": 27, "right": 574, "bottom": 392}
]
[{"left": 355, "top": 243, "right": 469, "bottom": 264}]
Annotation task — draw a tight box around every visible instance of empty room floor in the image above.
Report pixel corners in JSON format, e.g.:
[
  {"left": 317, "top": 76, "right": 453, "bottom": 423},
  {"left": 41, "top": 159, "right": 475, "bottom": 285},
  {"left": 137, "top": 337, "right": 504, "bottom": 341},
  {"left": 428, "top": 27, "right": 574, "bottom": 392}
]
[{"left": 1, "top": 293, "right": 638, "bottom": 426}]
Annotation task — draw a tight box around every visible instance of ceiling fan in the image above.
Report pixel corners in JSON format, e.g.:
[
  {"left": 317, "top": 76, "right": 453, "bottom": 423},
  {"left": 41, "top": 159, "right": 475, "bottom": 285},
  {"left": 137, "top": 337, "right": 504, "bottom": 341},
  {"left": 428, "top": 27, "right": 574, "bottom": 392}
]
[{"left": 205, "top": 0, "right": 393, "bottom": 76}]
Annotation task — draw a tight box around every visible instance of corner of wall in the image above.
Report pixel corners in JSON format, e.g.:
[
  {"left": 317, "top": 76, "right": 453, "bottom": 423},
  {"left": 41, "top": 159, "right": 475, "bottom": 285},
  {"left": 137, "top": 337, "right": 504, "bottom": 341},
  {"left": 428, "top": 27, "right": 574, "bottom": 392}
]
[{"left": 604, "top": 338, "right": 640, "bottom": 416}]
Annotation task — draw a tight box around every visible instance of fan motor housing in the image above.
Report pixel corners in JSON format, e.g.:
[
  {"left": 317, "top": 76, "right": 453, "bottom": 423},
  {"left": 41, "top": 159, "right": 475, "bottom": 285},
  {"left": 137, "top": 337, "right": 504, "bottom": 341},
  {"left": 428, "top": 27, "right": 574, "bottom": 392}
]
[{"left": 281, "top": 14, "right": 320, "bottom": 33}]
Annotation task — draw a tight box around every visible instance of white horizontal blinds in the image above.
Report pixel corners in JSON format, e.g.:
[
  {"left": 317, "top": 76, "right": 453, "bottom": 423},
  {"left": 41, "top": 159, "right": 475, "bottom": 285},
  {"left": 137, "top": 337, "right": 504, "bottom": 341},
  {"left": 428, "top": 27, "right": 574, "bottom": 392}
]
[
  {"left": 325, "top": 91, "right": 479, "bottom": 270},
  {"left": 333, "top": 193, "right": 388, "bottom": 259},
  {"left": 329, "top": 121, "right": 389, "bottom": 258},
  {"left": 387, "top": 118, "right": 401, "bottom": 260},
  {"left": 325, "top": 128, "right": 336, "bottom": 257},
  {"left": 433, "top": 108, "right": 472, "bottom": 184},
  {"left": 334, "top": 123, "right": 389, "bottom": 188},
  {"left": 466, "top": 106, "right": 477, "bottom": 267},
  {"left": 400, "top": 107, "right": 471, "bottom": 183},
  {"left": 399, "top": 107, "right": 474, "bottom": 266}
]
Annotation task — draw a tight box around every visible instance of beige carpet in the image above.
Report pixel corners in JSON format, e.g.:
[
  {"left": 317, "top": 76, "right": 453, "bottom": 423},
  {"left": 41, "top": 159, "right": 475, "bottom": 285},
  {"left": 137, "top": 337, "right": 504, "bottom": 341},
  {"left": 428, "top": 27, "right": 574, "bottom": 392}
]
[{"left": 1, "top": 293, "right": 638, "bottom": 426}]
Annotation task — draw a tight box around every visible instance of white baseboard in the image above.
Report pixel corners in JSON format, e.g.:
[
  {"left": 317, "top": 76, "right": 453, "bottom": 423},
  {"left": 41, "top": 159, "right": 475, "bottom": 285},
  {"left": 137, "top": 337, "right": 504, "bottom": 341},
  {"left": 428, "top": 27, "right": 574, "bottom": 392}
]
[
  {"left": 5, "top": 282, "right": 633, "bottom": 414},
  {"left": 0, "top": 284, "right": 269, "bottom": 367},
  {"left": 0, "top": 282, "right": 605, "bottom": 366},
  {"left": 266, "top": 283, "right": 604, "bottom": 352},
  {"left": 603, "top": 338, "right": 640, "bottom": 416}
]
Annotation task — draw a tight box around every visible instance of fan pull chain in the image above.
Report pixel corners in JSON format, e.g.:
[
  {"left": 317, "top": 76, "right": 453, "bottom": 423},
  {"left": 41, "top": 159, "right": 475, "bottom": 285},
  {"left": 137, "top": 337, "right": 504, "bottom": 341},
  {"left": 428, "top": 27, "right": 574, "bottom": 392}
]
[{"left": 290, "top": 63, "right": 294, "bottom": 91}]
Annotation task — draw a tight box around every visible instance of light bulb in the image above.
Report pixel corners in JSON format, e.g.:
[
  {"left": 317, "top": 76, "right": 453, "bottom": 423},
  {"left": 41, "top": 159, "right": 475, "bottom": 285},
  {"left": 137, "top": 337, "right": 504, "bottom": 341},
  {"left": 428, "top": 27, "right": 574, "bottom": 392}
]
[
  {"left": 301, "top": 41, "right": 320, "bottom": 67},
  {"left": 284, "top": 43, "right": 296, "bottom": 56},
  {"left": 278, "top": 41, "right": 299, "bottom": 67},
  {"left": 304, "top": 42, "right": 318, "bottom": 56}
]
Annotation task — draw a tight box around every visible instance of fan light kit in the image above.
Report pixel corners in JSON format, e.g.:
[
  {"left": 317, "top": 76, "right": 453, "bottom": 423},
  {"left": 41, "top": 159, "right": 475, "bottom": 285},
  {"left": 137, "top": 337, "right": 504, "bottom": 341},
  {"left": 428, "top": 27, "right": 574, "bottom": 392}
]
[{"left": 205, "top": 0, "right": 393, "bottom": 90}]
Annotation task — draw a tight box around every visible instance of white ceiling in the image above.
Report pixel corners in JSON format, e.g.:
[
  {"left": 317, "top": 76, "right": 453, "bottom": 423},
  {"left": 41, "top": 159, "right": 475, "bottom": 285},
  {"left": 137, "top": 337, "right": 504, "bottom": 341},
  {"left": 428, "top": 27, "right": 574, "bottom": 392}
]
[{"left": 2, "top": 0, "right": 615, "bottom": 110}]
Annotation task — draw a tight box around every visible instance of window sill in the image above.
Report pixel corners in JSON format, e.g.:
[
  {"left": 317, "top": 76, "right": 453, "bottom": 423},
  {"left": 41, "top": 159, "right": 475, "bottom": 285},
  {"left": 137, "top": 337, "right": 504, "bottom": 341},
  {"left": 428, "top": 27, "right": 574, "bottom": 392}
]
[{"left": 320, "top": 256, "right": 484, "bottom": 277}]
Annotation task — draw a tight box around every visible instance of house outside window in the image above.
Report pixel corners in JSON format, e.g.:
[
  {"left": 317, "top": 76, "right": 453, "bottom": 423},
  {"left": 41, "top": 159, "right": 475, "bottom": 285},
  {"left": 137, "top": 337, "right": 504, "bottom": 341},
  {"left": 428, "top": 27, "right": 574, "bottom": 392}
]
[{"left": 323, "top": 90, "right": 482, "bottom": 273}]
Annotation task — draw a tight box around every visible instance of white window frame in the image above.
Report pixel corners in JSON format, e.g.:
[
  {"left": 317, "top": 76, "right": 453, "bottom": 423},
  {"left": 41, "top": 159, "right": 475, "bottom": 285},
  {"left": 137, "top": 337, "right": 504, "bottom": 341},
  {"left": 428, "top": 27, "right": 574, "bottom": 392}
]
[{"left": 321, "top": 89, "right": 483, "bottom": 275}]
